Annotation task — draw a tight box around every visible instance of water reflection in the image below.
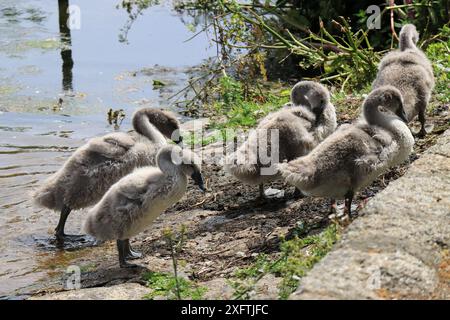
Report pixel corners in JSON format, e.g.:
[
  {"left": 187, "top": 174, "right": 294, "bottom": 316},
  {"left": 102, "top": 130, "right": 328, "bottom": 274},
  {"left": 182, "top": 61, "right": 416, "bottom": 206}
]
[
  {"left": 58, "top": 0, "right": 74, "bottom": 92},
  {"left": 0, "top": 0, "right": 215, "bottom": 298}
]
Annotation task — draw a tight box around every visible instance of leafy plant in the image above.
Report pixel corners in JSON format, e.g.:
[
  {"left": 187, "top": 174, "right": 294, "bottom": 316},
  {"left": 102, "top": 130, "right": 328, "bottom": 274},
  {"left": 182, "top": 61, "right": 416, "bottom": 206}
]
[
  {"left": 163, "top": 225, "right": 187, "bottom": 300},
  {"left": 211, "top": 76, "right": 290, "bottom": 129},
  {"left": 142, "top": 225, "right": 207, "bottom": 300},
  {"left": 231, "top": 223, "right": 340, "bottom": 299},
  {"left": 143, "top": 271, "right": 207, "bottom": 300},
  {"left": 274, "top": 223, "right": 340, "bottom": 298},
  {"left": 425, "top": 25, "right": 450, "bottom": 105},
  {"left": 118, "top": 0, "right": 448, "bottom": 123}
]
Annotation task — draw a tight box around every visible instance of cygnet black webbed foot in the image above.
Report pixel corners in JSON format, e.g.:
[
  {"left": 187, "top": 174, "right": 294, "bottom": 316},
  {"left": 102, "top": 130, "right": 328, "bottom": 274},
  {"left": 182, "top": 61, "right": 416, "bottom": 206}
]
[
  {"left": 54, "top": 233, "right": 101, "bottom": 248},
  {"left": 329, "top": 199, "right": 338, "bottom": 214},
  {"left": 123, "top": 239, "right": 142, "bottom": 260},
  {"left": 54, "top": 205, "right": 101, "bottom": 247},
  {"left": 342, "top": 191, "right": 354, "bottom": 225},
  {"left": 56, "top": 233, "right": 91, "bottom": 241},
  {"left": 255, "top": 194, "right": 268, "bottom": 204},
  {"left": 416, "top": 128, "right": 427, "bottom": 139},
  {"left": 117, "top": 239, "right": 141, "bottom": 268},
  {"left": 293, "top": 188, "right": 305, "bottom": 199},
  {"left": 126, "top": 249, "right": 142, "bottom": 260},
  {"left": 255, "top": 184, "right": 268, "bottom": 203}
]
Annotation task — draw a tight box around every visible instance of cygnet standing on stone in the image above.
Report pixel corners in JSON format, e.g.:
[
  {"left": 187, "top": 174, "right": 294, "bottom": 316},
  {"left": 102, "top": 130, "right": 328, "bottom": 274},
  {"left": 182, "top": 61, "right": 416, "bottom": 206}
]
[
  {"left": 372, "top": 24, "right": 434, "bottom": 137},
  {"left": 277, "top": 86, "right": 414, "bottom": 219}
]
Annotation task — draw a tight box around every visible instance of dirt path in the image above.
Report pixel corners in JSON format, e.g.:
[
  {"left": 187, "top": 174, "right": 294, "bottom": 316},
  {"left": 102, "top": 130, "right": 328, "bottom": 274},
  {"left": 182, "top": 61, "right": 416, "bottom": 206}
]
[{"left": 22, "top": 103, "right": 449, "bottom": 300}]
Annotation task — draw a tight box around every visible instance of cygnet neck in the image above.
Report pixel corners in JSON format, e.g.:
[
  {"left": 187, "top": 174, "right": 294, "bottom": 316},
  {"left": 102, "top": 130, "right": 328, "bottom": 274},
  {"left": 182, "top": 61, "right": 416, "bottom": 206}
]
[
  {"left": 400, "top": 30, "right": 417, "bottom": 51},
  {"left": 363, "top": 97, "right": 398, "bottom": 131},
  {"left": 157, "top": 147, "right": 181, "bottom": 174},
  {"left": 132, "top": 110, "right": 165, "bottom": 143}
]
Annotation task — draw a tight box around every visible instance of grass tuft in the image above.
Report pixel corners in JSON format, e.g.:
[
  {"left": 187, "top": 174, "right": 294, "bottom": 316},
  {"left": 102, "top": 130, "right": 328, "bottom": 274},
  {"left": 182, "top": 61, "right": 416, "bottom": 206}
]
[
  {"left": 231, "top": 223, "right": 340, "bottom": 299},
  {"left": 143, "top": 271, "right": 207, "bottom": 300}
]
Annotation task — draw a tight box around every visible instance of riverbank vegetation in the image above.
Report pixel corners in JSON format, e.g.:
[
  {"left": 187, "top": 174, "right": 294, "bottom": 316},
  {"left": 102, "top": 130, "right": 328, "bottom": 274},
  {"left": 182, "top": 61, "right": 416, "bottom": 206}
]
[
  {"left": 231, "top": 223, "right": 340, "bottom": 299},
  {"left": 120, "top": 0, "right": 449, "bottom": 131},
  {"left": 119, "top": 0, "right": 449, "bottom": 300}
]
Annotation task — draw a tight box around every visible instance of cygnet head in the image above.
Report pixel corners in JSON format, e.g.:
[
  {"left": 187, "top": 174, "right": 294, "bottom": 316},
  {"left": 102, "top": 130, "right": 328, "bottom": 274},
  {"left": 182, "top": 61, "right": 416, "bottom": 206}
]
[
  {"left": 132, "top": 108, "right": 183, "bottom": 144},
  {"left": 363, "top": 86, "right": 408, "bottom": 124},
  {"left": 290, "top": 81, "right": 330, "bottom": 120},
  {"left": 157, "top": 145, "right": 205, "bottom": 191}
]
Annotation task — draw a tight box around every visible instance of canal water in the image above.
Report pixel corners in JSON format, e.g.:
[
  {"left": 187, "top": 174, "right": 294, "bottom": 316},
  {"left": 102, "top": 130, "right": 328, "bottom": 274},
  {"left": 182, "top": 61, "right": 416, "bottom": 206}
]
[{"left": 0, "top": 0, "right": 214, "bottom": 297}]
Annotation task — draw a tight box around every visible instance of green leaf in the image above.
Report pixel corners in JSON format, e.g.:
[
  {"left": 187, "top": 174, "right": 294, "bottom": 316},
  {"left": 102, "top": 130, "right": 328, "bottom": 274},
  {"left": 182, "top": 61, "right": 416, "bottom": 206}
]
[{"left": 152, "top": 79, "right": 167, "bottom": 88}]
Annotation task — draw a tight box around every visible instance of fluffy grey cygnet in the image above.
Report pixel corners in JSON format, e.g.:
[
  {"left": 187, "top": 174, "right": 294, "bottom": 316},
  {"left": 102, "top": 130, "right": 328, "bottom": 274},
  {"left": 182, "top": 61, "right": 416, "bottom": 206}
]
[
  {"left": 277, "top": 86, "right": 414, "bottom": 218},
  {"left": 83, "top": 145, "right": 205, "bottom": 268},
  {"left": 225, "top": 81, "right": 337, "bottom": 198},
  {"left": 33, "top": 108, "right": 182, "bottom": 242},
  {"left": 373, "top": 24, "right": 435, "bottom": 138}
]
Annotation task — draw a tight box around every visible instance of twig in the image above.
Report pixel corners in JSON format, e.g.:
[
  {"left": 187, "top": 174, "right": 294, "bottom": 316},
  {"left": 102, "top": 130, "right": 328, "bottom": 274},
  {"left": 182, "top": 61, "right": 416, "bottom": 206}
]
[
  {"left": 200, "top": 247, "right": 230, "bottom": 256},
  {"left": 386, "top": 3, "right": 433, "bottom": 9},
  {"left": 192, "top": 198, "right": 207, "bottom": 207},
  {"left": 389, "top": 0, "right": 399, "bottom": 45}
]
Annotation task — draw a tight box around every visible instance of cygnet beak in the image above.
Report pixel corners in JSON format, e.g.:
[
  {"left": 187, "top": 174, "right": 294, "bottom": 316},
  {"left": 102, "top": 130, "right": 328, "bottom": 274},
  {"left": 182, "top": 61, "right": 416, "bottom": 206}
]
[
  {"left": 191, "top": 171, "right": 206, "bottom": 192},
  {"left": 396, "top": 108, "right": 409, "bottom": 123},
  {"left": 313, "top": 107, "right": 323, "bottom": 125}
]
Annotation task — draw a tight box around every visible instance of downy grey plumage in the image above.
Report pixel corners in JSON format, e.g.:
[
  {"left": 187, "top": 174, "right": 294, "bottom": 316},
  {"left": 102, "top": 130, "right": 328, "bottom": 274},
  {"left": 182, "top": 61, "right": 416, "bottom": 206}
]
[
  {"left": 83, "top": 145, "right": 205, "bottom": 268},
  {"left": 224, "top": 81, "right": 337, "bottom": 198},
  {"left": 372, "top": 24, "right": 434, "bottom": 137},
  {"left": 33, "top": 108, "right": 182, "bottom": 241},
  {"left": 277, "top": 86, "right": 414, "bottom": 217}
]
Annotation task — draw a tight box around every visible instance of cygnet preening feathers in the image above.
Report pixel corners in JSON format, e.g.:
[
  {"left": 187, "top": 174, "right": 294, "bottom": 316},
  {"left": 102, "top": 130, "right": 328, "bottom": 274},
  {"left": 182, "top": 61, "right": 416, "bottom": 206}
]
[
  {"left": 277, "top": 86, "right": 414, "bottom": 216},
  {"left": 83, "top": 145, "right": 205, "bottom": 268},
  {"left": 225, "top": 81, "right": 337, "bottom": 198},
  {"left": 33, "top": 108, "right": 181, "bottom": 242},
  {"left": 372, "top": 24, "right": 434, "bottom": 137}
]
